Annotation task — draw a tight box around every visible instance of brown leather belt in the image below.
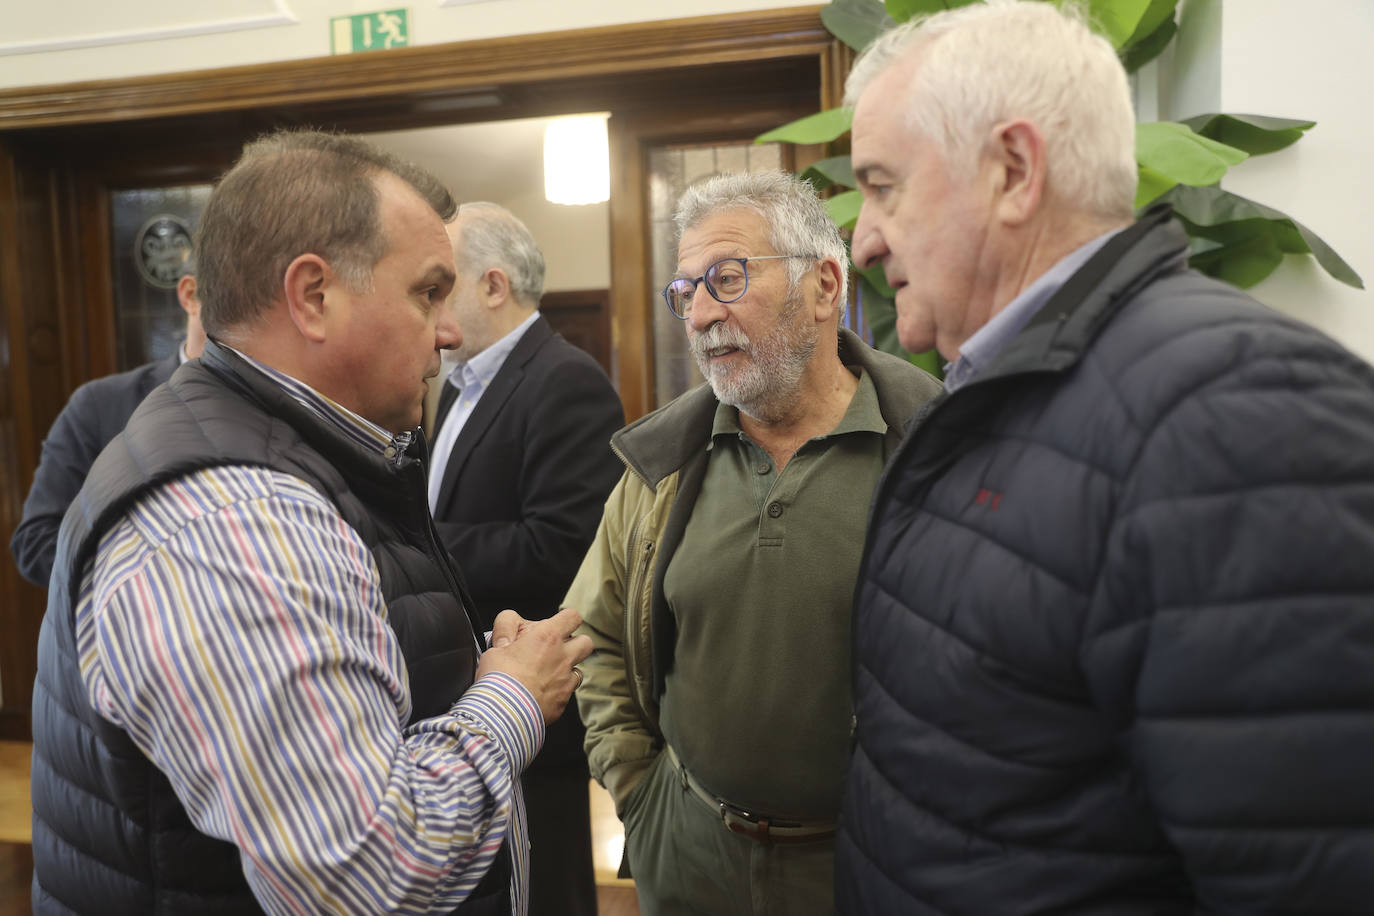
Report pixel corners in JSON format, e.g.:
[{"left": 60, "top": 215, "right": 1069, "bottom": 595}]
[{"left": 665, "top": 745, "right": 836, "bottom": 845}]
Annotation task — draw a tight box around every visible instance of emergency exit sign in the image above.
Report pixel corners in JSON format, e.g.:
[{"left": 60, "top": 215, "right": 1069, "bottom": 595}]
[{"left": 331, "top": 10, "right": 409, "bottom": 55}]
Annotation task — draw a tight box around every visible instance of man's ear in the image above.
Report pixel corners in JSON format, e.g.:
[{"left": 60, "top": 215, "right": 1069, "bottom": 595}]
[
  {"left": 175, "top": 274, "right": 200, "bottom": 321},
  {"left": 481, "top": 268, "right": 511, "bottom": 308},
  {"left": 987, "top": 118, "right": 1047, "bottom": 227},
  {"left": 283, "top": 254, "right": 332, "bottom": 342},
  {"left": 811, "top": 256, "right": 846, "bottom": 324}
]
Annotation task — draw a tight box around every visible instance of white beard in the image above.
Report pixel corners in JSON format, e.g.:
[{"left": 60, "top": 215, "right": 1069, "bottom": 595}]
[{"left": 689, "top": 291, "right": 816, "bottom": 421}]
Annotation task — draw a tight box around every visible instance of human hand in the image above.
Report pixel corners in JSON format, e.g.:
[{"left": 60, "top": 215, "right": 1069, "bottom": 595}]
[{"left": 478, "top": 607, "right": 593, "bottom": 724}]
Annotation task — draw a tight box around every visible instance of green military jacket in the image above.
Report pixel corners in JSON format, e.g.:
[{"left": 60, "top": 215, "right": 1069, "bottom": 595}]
[{"left": 565, "top": 328, "right": 942, "bottom": 814}]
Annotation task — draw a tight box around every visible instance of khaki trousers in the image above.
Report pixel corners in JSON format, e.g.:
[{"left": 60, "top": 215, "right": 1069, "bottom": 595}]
[{"left": 623, "top": 752, "right": 836, "bottom": 916}]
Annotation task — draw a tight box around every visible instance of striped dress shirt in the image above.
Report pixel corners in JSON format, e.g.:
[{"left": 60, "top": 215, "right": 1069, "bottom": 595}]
[{"left": 73, "top": 350, "right": 540, "bottom": 915}]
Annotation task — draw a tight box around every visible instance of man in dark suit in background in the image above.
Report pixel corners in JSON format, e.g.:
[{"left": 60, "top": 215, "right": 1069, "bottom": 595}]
[
  {"left": 10, "top": 272, "right": 207, "bottom": 587},
  {"left": 430, "top": 201, "right": 624, "bottom": 916}
]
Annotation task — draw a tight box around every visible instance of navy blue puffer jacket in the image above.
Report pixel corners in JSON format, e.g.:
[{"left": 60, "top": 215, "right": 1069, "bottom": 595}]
[{"left": 838, "top": 207, "right": 1374, "bottom": 915}]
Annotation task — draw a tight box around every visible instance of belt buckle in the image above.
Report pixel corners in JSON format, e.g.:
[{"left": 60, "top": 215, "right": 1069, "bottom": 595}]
[{"left": 718, "top": 800, "right": 773, "bottom": 843}]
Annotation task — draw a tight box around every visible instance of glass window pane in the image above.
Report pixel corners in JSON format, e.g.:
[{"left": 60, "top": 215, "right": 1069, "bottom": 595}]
[{"left": 109, "top": 184, "right": 212, "bottom": 370}]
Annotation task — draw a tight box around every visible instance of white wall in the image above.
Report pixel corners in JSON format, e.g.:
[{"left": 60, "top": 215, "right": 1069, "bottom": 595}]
[
  {"left": 1165, "top": 0, "right": 1373, "bottom": 362},
  {"left": 0, "top": 0, "right": 804, "bottom": 89},
  {"left": 366, "top": 118, "right": 611, "bottom": 292}
]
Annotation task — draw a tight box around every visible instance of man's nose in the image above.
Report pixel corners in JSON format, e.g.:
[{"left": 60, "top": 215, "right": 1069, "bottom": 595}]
[
  {"left": 850, "top": 204, "right": 887, "bottom": 270},
  {"left": 437, "top": 308, "right": 462, "bottom": 351},
  {"left": 686, "top": 287, "right": 728, "bottom": 333}
]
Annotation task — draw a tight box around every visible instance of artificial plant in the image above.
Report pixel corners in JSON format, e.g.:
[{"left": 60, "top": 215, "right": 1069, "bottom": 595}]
[{"left": 758, "top": 0, "right": 1363, "bottom": 369}]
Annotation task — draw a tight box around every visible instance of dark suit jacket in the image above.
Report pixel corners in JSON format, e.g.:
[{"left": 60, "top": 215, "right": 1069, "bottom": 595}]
[
  {"left": 431, "top": 315, "right": 624, "bottom": 769},
  {"left": 10, "top": 352, "right": 180, "bottom": 587}
]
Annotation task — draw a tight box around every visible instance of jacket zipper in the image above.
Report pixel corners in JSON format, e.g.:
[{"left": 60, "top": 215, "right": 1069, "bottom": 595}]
[{"left": 623, "top": 515, "right": 656, "bottom": 731}]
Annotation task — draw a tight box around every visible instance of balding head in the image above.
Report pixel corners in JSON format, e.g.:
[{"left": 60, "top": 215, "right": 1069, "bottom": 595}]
[
  {"left": 196, "top": 128, "right": 456, "bottom": 339},
  {"left": 444, "top": 202, "right": 546, "bottom": 362}
]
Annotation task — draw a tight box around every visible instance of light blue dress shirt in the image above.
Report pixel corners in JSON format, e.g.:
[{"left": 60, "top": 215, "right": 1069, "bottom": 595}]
[{"left": 428, "top": 310, "right": 541, "bottom": 512}]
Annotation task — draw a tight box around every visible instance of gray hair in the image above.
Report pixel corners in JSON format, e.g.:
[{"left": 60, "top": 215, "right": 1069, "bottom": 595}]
[
  {"left": 195, "top": 129, "right": 456, "bottom": 337},
  {"left": 453, "top": 202, "right": 546, "bottom": 306},
  {"left": 844, "top": 0, "right": 1137, "bottom": 220},
  {"left": 673, "top": 170, "right": 850, "bottom": 312}
]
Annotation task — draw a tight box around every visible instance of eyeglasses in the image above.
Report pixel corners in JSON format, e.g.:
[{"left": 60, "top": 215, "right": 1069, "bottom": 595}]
[{"left": 661, "top": 254, "right": 817, "bottom": 319}]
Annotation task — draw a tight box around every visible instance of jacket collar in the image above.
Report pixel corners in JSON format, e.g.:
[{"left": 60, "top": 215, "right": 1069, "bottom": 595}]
[
  {"left": 197, "top": 339, "right": 415, "bottom": 483},
  {"left": 434, "top": 314, "right": 551, "bottom": 437},
  {"left": 613, "top": 327, "right": 927, "bottom": 489},
  {"left": 432, "top": 316, "right": 554, "bottom": 509}
]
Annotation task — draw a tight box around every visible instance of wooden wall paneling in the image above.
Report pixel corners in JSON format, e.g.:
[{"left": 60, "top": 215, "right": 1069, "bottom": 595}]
[
  {"left": 67, "top": 169, "right": 118, "bottom": 384},
  {"left": 0, "top": 143, "right": 25, "bottom": 479},
  {"left": 540, "top": 289, "right": 612, "bottom": 375},
  {"left": 0, "top": 141, "right": 61, "bottom": 739},
  {"left": 820, "top": 37, "right": 855, "bottom": 114},
  {"left": 10, "top": 150, "right": 64, "bottom": 447},
  {"left": 0, "top": 7, "right": 830, "bottom": 131},
  {"left": 0, "top": 140, "right": 28, "bottom": 737},
  {"left": 607, "top": 113, "right": 651, "bottom": 422}
]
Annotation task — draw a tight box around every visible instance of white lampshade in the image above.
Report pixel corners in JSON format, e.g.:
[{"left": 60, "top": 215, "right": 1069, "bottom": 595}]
[{"left": 544, "top": 114, "right": 610, "bottom": 206}]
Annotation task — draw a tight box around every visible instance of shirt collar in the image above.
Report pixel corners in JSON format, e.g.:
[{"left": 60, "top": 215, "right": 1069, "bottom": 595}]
[
  {"left": 944, "top": 227, "right": 1122, "bottom": 393},
  {"left": 223, "top": 345, "right": 413, "bottom": 464},
  {"left": 446, "top": 310, "right": 539, "bottom": 393},
  {"left": 708, "top": 367, "right": 887, "bottom": 449}
]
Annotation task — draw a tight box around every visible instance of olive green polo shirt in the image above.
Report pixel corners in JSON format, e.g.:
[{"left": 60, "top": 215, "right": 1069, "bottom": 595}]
[{"left": 658, "top": 368, "right": 888, "bottom": 821}]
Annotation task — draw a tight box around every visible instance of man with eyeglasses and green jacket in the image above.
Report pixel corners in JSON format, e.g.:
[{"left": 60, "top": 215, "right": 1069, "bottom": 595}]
[{"left": 564, "top": 170, "right": 941, "bottom": 915}]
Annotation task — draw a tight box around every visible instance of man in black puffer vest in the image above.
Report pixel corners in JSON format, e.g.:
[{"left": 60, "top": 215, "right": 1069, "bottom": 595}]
[
  {"left": 30, "top": 130, "right": 592, "bottom": 916},
  {"left": 838, "top": 3, "right": 1374, "bottom": 914}
]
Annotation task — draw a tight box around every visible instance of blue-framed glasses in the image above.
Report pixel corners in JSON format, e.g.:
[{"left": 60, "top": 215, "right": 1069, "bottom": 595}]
[{"left": 662, "top": 254, "right": 817, "bottom": 319}]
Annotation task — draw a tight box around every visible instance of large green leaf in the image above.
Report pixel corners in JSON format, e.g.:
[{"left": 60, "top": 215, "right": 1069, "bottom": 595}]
[
  {"left": 1162, "top": 184, "right": 1364, "bottom": 288},
  {"left": 854, "top": 261, "right": 895, "bottom": 298},
  {"left": 1177, "top": 113, "right": 1315, "bottom": 156},
  {"left": 1186, "top": 216, "right": 1306, "bottom": 254},
  {"left": 886, "top": 0, "right": 981, "bottom": 24},
  {"left": 797, "top": 155, "right": 857, "bottom": 192},
  {"left": 907, "top": 347, "right": 946, "bottom": 377},
  {"left": 1135, "top": 164, "right": 1178, "bottom": 209},
  {"left": 756, "top": 107, "right": 854, "bottom": 145},
  {"left": 1121, "top": 16, "right": 1176, "bottom": 73},
  {"left": 1082, "top": 0, "right": 1153, "bottom": 49},
  {"left": 859, "top": 274, "right": 904, "bottom": 357},
  {"left": 826, "top": 189, "right": 865, "bottom": 229},
  {"left": 1121, "top": 0, "right": 1177, "bottom": 48},
  {"left": 797, "top": 0, "right": 1359, "bottom": 305},
  {"left": 1185, "top": 227, "right": 1285, "bottom": 289},
  {"left": 1136, "top": 121, "right": 1248, "bottom": 186},
  {"left": 855, "top": 272, "right": 944, "bottom": 375},
  {"left": 822, "top": 0, "right": 896, "bottom": 52}
]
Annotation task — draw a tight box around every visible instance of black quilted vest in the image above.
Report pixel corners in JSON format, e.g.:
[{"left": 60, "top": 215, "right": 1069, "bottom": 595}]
[{"left": 31, "top": 341, "right": 506, "bottom": 914}]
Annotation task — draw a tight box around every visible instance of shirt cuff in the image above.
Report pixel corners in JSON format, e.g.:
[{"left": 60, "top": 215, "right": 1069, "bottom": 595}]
[{"left": 452, "top": 672, "right": 545, "bottom": 776}]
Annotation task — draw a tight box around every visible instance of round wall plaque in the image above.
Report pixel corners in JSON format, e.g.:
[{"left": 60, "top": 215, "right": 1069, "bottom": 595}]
[{"left": 135, "top": 214, "right": 193, "bottom": 289}]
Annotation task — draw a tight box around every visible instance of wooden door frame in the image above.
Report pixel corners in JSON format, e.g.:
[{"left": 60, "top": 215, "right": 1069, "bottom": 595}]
[{"left": 0, "top": 6, "right": 843, "bottom": 739}]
